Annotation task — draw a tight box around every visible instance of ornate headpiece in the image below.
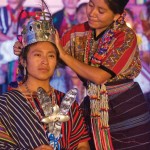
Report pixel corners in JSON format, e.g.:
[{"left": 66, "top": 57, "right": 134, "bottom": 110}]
[{"left": 21, "top": 11, "right": 56, "bottom": 47}]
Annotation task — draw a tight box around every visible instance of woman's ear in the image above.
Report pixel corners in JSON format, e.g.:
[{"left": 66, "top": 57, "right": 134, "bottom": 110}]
[{"left": 114, "top": 14, "right": 121, "bottom": 22}]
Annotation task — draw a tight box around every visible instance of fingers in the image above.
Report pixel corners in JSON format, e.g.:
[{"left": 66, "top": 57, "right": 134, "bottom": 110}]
[
  {"left": 55, "top": 29, "right": 59, "bottom": 36},
  {"left": 54, "top": 30, "right": 61, "bottom": 45},
  {"left": 14, "top": 41, "right": 23, "bottom": 49},
  {"left": 13, "top": 41, "right": 23, "bottom": 56}
]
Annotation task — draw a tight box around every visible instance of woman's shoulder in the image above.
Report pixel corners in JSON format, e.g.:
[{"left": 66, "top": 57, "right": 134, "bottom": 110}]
[
  {"left": 114, "top": 24, "right": 137, "bottom": 40},
  {"left": 121, "top": 24, "right": 136, "bottom": 35},
  {"left": 0, "top": 90, "right": 24, "bottom": 113},
  {"left": 0, "top": 90, "right": 23, "bottom": 100}
]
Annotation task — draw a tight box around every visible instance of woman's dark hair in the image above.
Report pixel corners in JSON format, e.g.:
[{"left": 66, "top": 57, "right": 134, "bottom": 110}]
[
  {"left": 104, "top": 0, "right": 129, "bottom": 14},
  {"left": 18, "top": 42, "right": 60, "bottom": 82}
]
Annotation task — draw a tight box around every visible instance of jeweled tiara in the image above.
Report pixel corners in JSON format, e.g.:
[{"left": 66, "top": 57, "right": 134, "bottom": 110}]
[{"left": 21, "top": 11, "right": 56, "bottom": 47}]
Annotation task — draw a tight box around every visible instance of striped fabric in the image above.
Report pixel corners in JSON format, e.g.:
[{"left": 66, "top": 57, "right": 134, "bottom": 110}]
[
  {"left": 80, "top": 82, "right": 150, "bottom": 150},
  {"left": 0, "top": 90, "right": 90, "bottom": 149},
  {"left": 109, "top": 82, "right": 150, "bottom": 150}
]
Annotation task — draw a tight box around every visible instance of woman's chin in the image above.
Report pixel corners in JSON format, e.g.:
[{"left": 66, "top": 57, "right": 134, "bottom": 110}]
[{"left": 88, "top": 21, "right": 98, "bottom": 29}]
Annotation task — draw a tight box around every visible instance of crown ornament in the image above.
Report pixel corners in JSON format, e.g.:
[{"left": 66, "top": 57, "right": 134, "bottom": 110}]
[{"left": 21, "top": 11, "right": 56, "bottom": 47}]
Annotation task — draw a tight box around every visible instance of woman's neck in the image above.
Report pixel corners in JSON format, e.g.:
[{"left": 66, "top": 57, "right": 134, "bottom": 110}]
[
  {"left": 25, "top": 79, "right": 51, "bottom": 93},
  {"left": 95, "top": 28, "right": 107, "bottom": 37},
  {"left": 95, "top": 21, "right": 114, "bottom": 37}
]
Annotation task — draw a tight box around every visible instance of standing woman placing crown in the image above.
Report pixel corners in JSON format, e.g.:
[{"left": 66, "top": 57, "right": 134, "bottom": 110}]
[
  {"left": 14, "top": 0, "right": 150, "bottom": 149},
  {"left": 0, "top": 7, "right": 90, "bottom": 150}
]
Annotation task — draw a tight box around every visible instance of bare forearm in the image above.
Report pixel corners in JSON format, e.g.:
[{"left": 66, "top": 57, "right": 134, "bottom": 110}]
[
  {"left": 77, "top": 147, "right": 90, "bottom": 150},
  {"left": 77, "top": 141, "right": 90, "bottom": 150}
]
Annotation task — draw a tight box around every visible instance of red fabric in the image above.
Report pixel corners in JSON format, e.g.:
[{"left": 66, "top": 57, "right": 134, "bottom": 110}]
[
  {"left": 61, "top": 101, "right": 90, "bottom": 149},
  {"left": 103, "top": 30, "right": 137, "bottom": 75},
  {"left": 61, "top": 22, "right": 140, "bottom": 82},
  {"left": 55, "top": 90, "right": 90, "bottom": 149}
]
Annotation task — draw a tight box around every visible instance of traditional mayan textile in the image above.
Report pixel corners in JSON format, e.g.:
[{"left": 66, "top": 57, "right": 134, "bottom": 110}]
[
  {"left": 61, "top": 23, "right": 141, "bottom": 82},
  {"left": 60, "top": 15, "right": 150, "bottom": 149},
  {"left": 0, "top": 121, "right": 16, "bottom": 146},
  {"left": 108, "top": 82, "right": 150, "bottom": 150},
  {"left": 0, "top": 90, "right": 90, "bottom": 149},
  {"left": 81, "top": 81, "right": 150, "bottom": 150}
]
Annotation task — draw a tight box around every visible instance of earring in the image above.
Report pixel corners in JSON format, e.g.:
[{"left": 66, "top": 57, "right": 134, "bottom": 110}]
[
  {"left": 23, "top": 60, "right": 27, "bottom": 77},
  {"left": 24, "top": 66, "right": 26, "bottom": 76},
  {"left": 23, "top": 61, "right": 27, "bottom": 77},
  {"left": 113, "top": 20, "right": 118, "bottom": 30}
]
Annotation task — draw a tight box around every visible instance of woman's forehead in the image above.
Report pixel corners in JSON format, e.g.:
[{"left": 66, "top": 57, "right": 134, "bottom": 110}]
[{"left": 29, "top": 42, "right": 56, "bottom": 53}]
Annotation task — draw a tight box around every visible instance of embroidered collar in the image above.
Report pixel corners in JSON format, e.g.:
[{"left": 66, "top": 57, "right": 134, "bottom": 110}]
[{"left": 93, "top": 28, "right": 107, "bottom": 41}]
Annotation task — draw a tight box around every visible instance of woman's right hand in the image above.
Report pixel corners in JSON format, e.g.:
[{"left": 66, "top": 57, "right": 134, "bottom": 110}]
[
  {"left": 34, "top": 145, "right": 54, "bottom": 150},
  {"left": 54, "top": 30, "right": 66, "bottom": 59},
  {"left": 13, "top": 41, "right": 23, "bottom": 56}
]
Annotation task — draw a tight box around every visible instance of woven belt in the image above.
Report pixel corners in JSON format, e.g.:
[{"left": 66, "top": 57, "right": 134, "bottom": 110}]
[{"left": 107, "top": 81, "right": 134, "bottom": 96}]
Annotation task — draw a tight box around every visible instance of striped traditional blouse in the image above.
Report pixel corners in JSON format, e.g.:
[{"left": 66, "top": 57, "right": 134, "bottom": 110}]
[{"left": 0, "top": 90, "right": 90, "bottom": 149}]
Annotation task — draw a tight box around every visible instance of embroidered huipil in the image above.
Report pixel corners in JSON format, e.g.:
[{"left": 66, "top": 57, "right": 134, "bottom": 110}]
[
  {"left": 61, "top": 22, "right": 140, "bottom": 82},
  {"left": 60, "top": 18, "right": 142, "bottom": 149}
]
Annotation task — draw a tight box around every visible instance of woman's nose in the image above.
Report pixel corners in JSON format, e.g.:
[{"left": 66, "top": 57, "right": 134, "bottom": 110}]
[
  {"left": 90, "top": 8, "right": 97, "bottom": 16},
  {"left": 41, "top": 56, "right": 48, "bottom": 64}
]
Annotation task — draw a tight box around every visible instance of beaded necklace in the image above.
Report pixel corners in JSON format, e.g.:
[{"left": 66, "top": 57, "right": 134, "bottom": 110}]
[
  {"left": 24, "top": 83, "right": 54, "bottom": 121},
  {"left": 24, "top": 83, "right": 63, "bottom": 149}
]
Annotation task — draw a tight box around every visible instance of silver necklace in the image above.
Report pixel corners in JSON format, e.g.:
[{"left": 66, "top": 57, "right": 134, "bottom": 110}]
[{"left": 24, "top": 82, "right": 44, "bottom": 120}]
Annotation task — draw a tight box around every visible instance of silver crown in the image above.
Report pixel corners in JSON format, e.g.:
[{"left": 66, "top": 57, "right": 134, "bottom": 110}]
[{"left": 21, "top": 11, "right": 56, "bottom": 47}]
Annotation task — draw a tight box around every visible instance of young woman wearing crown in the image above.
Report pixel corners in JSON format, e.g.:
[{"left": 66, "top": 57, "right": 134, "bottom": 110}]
[
  {"left": 14, "top": 0, "right": 150, "bottom": 149},
  {"left": 0, "top": 10, "right": 90, "bottom": 150}
]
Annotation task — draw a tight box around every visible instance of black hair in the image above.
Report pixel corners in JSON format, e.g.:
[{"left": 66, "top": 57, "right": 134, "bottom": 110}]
[{"left": 104, "top": 0, "right": 129, "bottom": 14}]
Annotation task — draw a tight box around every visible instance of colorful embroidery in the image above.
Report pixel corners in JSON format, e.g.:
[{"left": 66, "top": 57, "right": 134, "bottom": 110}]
[
  {"left": 61, "top": 11, "right": 141, "bottom": 150},
  {"left": 84, "top": 12, "right": 126, "bottom": 66}
]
